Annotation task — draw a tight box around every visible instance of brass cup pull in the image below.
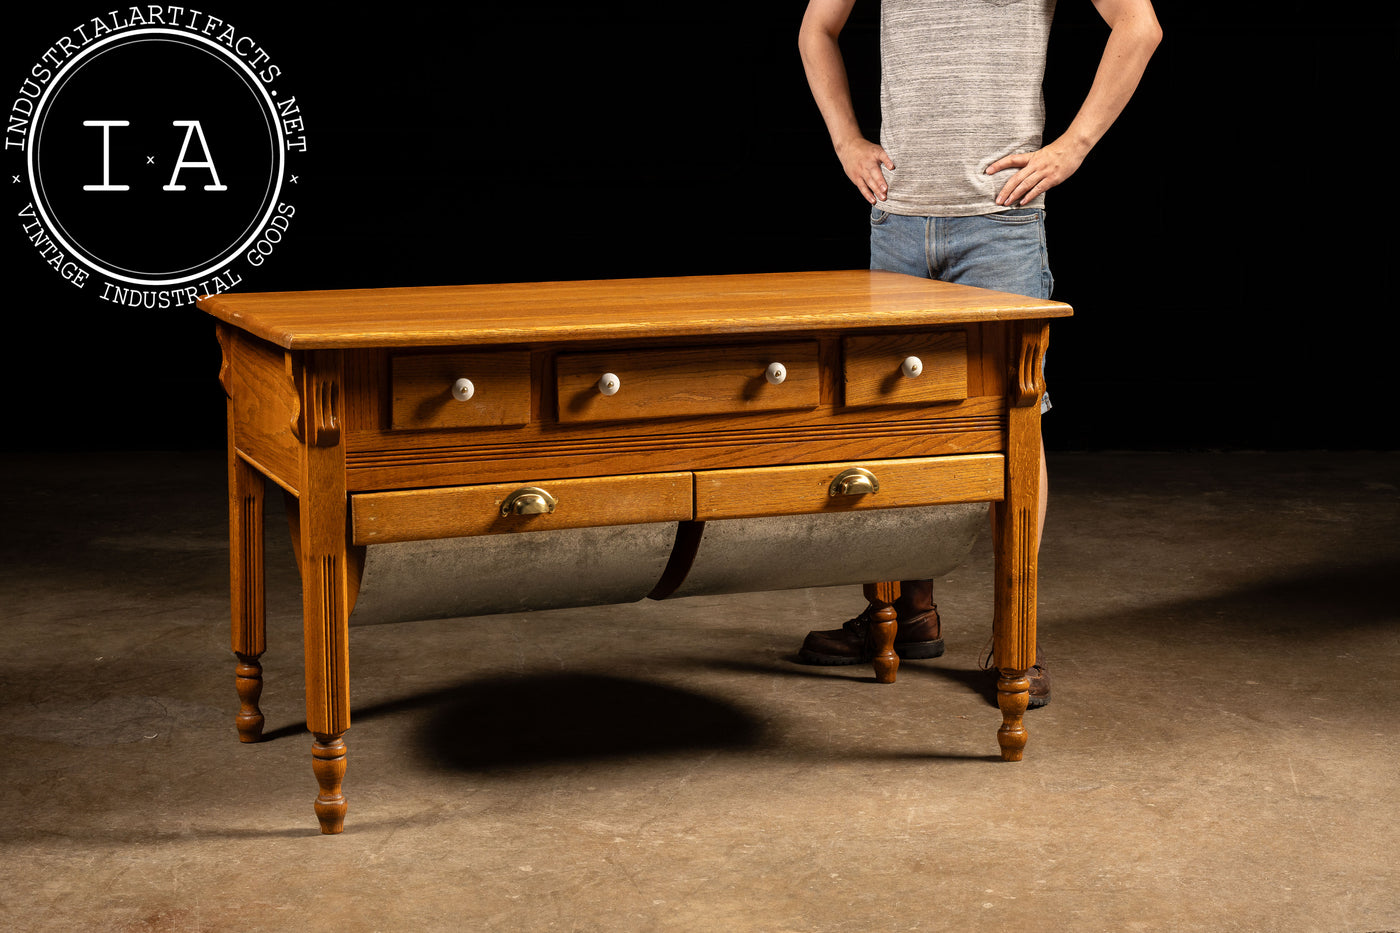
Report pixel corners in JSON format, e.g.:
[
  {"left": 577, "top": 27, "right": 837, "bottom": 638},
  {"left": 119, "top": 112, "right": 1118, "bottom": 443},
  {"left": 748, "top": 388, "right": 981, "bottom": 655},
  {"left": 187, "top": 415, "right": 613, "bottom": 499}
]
[
  {"left": 501, "top": 486, "right": 557, "bottom": 517},
  {"left": 828, "top": 467, "right": 879, "bottom": 497}
]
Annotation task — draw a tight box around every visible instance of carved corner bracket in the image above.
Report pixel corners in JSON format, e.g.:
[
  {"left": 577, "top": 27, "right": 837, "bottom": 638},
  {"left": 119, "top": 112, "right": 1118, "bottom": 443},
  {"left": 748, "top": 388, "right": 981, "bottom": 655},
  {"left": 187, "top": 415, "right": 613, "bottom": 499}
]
[
  {"left": 215, "top": 324, "right": 233, "bottom": 399},
  {"left": 290, "top": 350, "right": 342, "bottom": 447},
  {"left": 1010, "top": 321, "right": 1050, "bottom": 409}
]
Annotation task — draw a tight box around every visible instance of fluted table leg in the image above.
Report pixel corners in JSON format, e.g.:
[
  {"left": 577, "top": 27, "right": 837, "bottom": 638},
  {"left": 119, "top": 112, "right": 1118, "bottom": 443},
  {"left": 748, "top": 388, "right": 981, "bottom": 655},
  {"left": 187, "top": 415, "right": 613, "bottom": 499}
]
[
  {"left": 296, "top": 349, "right": 352, "bottom": 834},
  {"left": 227, "top": 393, "right": 267, "bottom": 744},
  {"left": 992, "top": 319, "right": 1048, "bottom": 761}
]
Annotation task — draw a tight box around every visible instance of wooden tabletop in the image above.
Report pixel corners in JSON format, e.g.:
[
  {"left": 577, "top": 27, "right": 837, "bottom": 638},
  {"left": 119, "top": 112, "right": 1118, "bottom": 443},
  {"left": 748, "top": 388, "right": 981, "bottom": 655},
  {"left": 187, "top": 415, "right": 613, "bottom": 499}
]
[{"left": 197, "top": 269, "right": 1072, "bottom": 350}]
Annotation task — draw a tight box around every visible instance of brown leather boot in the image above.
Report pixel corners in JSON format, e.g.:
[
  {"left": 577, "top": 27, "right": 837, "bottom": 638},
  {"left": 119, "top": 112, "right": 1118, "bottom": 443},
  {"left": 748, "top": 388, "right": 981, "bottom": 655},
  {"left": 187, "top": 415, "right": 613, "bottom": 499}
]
[{"left": 798, "top": 579, "right": 944, "bottom": 665}]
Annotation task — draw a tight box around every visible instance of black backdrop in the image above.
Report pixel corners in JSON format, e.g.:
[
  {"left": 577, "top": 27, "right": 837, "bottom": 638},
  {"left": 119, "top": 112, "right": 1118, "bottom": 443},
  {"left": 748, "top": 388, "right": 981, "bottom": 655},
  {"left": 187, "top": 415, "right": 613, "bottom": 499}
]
[{"left": 5, "top": 3, "right": 1395, "bottom": 452}]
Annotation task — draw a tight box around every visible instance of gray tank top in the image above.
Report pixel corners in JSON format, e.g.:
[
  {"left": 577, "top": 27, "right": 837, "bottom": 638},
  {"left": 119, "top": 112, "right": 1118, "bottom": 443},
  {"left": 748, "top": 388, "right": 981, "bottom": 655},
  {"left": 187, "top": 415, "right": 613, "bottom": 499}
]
[{"left": 879, "top": 0, "right": 1057, "bottom": 216}]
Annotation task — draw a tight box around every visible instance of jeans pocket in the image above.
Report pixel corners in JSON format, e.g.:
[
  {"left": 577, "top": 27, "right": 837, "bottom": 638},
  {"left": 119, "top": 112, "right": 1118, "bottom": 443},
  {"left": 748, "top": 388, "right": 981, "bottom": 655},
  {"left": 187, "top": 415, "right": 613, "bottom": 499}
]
[
  {"left": 983, "top": 208, "right": 1042, "bottom": 226},
  {"left": 869, "top": 207, "right": 891, "bottom": 226}
]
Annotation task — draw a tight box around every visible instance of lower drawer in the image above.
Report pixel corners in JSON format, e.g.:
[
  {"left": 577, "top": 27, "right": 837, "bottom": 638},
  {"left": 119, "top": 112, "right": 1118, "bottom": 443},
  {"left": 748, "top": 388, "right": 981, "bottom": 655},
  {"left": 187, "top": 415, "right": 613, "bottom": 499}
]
[
  {"left": 694, "top": 454, "right": 1004, "bottom": 521},
  {"left": 352, "top": 472, "right": 693, "bottom": 544}
]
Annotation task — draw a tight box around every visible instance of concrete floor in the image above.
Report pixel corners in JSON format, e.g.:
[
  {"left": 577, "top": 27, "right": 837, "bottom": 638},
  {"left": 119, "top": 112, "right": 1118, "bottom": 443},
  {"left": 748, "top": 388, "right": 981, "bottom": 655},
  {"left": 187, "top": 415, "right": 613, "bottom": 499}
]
[{"left": 0, "top": 450, "right": 1396, "bottom": 933}]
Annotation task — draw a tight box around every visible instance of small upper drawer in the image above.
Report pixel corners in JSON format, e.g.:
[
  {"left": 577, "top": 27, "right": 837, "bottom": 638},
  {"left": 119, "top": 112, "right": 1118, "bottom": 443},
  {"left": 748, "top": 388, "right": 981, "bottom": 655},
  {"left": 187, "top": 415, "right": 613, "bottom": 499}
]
[
  {"left": 390, "top": 352, "right": 531, "bottom": 430},
  {"left": 843, "top": 331, "right": 967, "bottom": 407},
  {"left": 352, "top": 471, "right": 693, "bottom": 544},
  {"left": 694, "top": 454, "right": 1003, "bottom": 521},
  {"left": 556, "top": 342, "right": 819, "bottom": 423}
]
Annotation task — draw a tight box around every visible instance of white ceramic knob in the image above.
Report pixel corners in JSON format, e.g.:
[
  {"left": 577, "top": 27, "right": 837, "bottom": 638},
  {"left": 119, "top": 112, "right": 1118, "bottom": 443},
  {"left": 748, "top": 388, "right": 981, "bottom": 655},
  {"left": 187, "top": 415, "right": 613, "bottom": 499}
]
[
  {"left": 765, "top": 362, "right": 787, "bottom": 385},
  {"left": 597, "top": 373, "right": 621, "bottom": 396},
  {"left": 452, "top": 377, "right": 475, "bottom": 401},
  {"left": 901, "top": 356, "right": 923, "bottom": 379}
]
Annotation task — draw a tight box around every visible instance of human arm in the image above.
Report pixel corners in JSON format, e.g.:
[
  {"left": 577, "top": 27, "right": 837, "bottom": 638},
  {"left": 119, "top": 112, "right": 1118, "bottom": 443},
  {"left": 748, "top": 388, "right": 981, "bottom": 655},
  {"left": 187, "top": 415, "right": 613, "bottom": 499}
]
[
  {"left": 989, "top": 0, "right": 1163, "bottom": 206},
  {"left": 798, "top": 0, "right": 894, "bottom": 204}
]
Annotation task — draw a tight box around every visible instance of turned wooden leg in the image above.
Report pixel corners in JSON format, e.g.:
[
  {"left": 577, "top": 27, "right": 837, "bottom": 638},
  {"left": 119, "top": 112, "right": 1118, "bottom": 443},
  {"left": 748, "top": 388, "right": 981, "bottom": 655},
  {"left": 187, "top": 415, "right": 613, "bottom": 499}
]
[
  {"left": 228, "top": 423, "right": 268, "bottom": 743},
  {"left": 299, "top": 528, "right": 351, "bottom": 833},
  {"left": 234, "top": 653, "right": 265, "bottom": 743},
  {"left": 862, "top": 581, "right": 900, "bottom": 684},
  {"left": 312, "top": 732, "right": 348, "bottom": 834},
  {"left": 996, "top": 669, "right": 1030, "bottom": 761},
  {"left": 991, "top": 320, "right": 1048, "bottom": 761},
  {"left": 295, "top": 349, "right": 352, "bottom": 834}
]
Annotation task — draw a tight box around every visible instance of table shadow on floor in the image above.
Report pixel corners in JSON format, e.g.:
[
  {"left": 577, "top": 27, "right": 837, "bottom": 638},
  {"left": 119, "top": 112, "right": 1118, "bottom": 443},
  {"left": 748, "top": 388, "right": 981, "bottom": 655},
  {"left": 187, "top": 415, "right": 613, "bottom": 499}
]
[{"left": 373, "top": 672, "right": 770, "bottom": 772}]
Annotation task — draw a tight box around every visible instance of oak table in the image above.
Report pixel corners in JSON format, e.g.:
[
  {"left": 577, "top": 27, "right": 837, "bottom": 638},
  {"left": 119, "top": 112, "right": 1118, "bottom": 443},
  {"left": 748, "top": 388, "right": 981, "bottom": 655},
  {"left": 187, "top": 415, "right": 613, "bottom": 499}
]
[{"left": 200, "top": 269, "right": 1071, "bottom": 834}]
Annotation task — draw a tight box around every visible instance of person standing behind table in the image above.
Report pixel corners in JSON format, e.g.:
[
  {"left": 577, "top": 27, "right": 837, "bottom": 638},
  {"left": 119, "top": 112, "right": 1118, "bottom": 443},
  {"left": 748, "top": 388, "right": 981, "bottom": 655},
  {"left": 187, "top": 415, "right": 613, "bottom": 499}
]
[{"left": 794, "top": 0, "right": 1161, "bottom": 706}]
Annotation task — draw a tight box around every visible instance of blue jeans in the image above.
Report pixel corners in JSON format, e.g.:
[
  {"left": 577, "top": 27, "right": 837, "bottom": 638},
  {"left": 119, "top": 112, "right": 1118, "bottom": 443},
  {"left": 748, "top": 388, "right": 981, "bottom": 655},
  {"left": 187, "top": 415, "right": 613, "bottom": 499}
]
[{"left": 870, "top": 207, "right": 1053, "bottom": 409}]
